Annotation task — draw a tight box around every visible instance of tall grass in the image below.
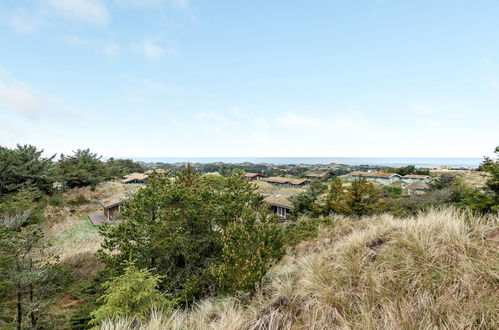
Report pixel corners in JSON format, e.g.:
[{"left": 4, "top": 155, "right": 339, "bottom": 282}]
[{"left": 102, "top": 208, "right": 499, "bottom": 329}]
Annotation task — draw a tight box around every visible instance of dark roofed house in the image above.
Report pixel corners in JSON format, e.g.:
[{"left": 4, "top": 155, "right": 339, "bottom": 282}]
[
  {"left": 122, "top": 172, "right": 148, "bottom": 184},
  {"left": 304, "top": 170, "right": 335, "bottom": 180},
  {"left": 244, "top": 172, "right": 268, "bottom": 181},
  {"left": 263, "top": 194, "right": 294, "bottom": 219},
  {"left": 264, "top": 176, "right": 309, "bottom": 187}
]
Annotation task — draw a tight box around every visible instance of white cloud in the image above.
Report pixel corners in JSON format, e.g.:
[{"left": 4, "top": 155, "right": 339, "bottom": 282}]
[
  {"left": 45, "top": 0, "right": 109, "bottom": 25},
  {"left": 253, "top": 116, "right": 268, "bottom": 128},
  {"left": 170, "top": 0, "right": 189, "bottom": 9},
  {"left": 103, "top": 44, "right": 120, "bottom": 56},
  {"left": 0, "top": 78, "right": 75, "bottom": 120},
  {"left": 133, "top": 40, "right": 170, "bottom": 60},
  {"left": 230, "top": 106, "right": 243, "bottom": 116},
  {"left": 63, "top": 35, "right": 88, "bottom": 46},
  {"left": 140, "top": 78, "right": 170, "bottom": 92},
  {"left": 117, "top": 0, "right": 164, "bottom": 7},
  {"left": 6, "top": 8, "right": 45, "bottom": 33}
]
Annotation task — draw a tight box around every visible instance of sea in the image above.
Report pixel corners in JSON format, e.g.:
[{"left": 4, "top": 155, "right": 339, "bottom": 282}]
[{"left": 132, "top": 157, "right": 483, "bottom": 168}]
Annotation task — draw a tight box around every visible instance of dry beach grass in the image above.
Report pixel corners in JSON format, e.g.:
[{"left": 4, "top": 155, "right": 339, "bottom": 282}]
[{"left": 101, "top": 208, "right": 499, "bottom": 329}]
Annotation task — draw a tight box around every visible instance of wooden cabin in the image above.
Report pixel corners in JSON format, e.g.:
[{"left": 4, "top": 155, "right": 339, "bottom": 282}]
[
  {"left": 263, "top": 194, "right": 294, "bottom": 219},
  {"left": 304, "top": 170, "right": 335, "bottom": 180},
  {"left": 244, "top": 172, "right": 268, "bottom": 181},
  {"left": 264, "top": 176, "right": 309, "bottom": 187},
  {"left": 121, "top": 172, "right": 148, "bottom": 184},
  {"left": 89, "top": 192, "right": 130, "bottom": 225}
]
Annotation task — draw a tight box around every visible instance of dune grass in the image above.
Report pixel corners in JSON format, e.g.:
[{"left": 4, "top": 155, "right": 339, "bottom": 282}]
[{"left": 101, "top": 208, "right": 499, "bottom": 329}]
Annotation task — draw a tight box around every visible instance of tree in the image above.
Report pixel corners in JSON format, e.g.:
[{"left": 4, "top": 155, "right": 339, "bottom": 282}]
[
  {"left": 429, "top": 174, "right": 456, "bottom": 190},
  {"left": 105, "top": 158, "right": 144, "bottom": 179},
  {"left": 211, "top": 208, "right": 284, "bottom": 294},
  {"left": 322, "top": 179, "right": 349, "bottom": 215},
  {"left": 0, "top": 145, "right": 56, "bottom": 197},
  {"left": 291, "top": 180, "right": 327, "bottom": 216},
  {"left": 466, "top": 146, "right": 499, "bottom": 212},
  {"left": 395, "top": 165, "right": 430, "bottom": 176},
  {"left": 344, "top": 178, "right": 384, "bottom": 216},
  {"left": 0, "top": 207, "right": 71, "bottom": 329},
  {"left": 98, "top": 167, "right": 276, "bottom": 306},
  {"left": 58, "top": 149, "right": 106, "bottom": 189},
  {"left": 90, "top": 264, "right": 167, "bottom": 326}
]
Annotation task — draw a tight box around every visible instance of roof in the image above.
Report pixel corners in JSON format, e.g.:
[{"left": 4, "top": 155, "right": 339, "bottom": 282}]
[
  {"left": 245, "top": 172, "right": 266, "bottom": 178},
  {"left": 349, "top": 171, "right": 401, "bottom": 179},
  {"left": 121, "top": 172, "right": 148, "bottom": 183},
  {"left": 203, "top": 172, "right": 222, "bottom": 177},
  {"left": 406, "top": 182, "right": 429, "bottom": 190},
  {"left": 99, "top": 192, "right": 128, "bottom": 209},
  {"left": 305, "top": 170, "right": 334, "bottom": 178},
  {"left": 264, "top": 176, "right": 309, "bottom": 185},
  {"left": 145, "top": 169, "right": 167, "bottom": 175},
  {"left": 263, "top": 194, "right": 294, "bottom": 209},
  {"left": 403, "top": 174, "right": 430, "bottom": 179}
]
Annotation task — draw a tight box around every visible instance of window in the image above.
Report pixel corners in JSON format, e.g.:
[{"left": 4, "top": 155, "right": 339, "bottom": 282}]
[{"left": 277, "top": 206, "right": 287, "bottom": 217}]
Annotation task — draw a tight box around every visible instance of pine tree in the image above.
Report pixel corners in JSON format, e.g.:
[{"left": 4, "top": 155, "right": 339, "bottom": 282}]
[{"left": 90, "top": 264, "right": 167, "bottom": 326}]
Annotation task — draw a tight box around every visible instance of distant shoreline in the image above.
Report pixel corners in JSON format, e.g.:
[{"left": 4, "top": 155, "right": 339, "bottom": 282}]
[{"left": 131, "top": 157, "right": 483, "bottom": 167}]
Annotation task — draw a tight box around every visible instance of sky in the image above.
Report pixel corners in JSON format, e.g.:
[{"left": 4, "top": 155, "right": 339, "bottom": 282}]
[{"left": 0, "top": 0, "right": 498, "bottom": 158}]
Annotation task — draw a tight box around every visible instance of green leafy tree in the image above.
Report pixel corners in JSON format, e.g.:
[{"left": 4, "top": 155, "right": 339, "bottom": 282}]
[
  {"left": 90, "top": 264, "right": 167, "bottom": 326},
  {"left": 0, "top": 145, "right": 57, "bottom": 196},
  {"left": 292, "top": 180, "right": 327, "bottom": 216},
  {"left": 58, "top": 149, "right": 106, "bottom": 189},
  {"left": 395, "top": 165, "right": 430, "bottom": 176},
  {"left": 105, "top": 158, "right": 144, "bottom": 179},
  {"left": 98, "top": 166, "right": 273, "bottom": 306},
  {"left": 429, "top": 174, "right": 456, "bottom": 190},
  {"left": 344, "top": 178, "right": 384, "bottom": 216},
  {"left": 0, "top": 207, "right": 71, "bottom": 330},
  {"left": 322, "top": 179, "right": 349, "bottom": 215},
  {"left": 211, "top": 208, "right": 284, "bottom": 294},
  {"left": 481, "top": 146, "right": 499, "bottom": 209}
]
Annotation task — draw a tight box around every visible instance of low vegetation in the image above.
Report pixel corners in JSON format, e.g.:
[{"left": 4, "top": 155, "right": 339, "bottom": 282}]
[
  {"left": 0, "top": 144, "right": 497, "bottom": 329},
  {"left": 102, "top": 208, "right": 499, "bottom": 329}
]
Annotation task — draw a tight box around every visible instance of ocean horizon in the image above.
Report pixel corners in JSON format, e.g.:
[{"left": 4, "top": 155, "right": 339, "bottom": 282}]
[{"left": 131, "top": 157, "right": 483, "bottom": 167}]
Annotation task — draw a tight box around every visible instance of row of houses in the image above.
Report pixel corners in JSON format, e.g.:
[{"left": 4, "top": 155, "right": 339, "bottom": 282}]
[
  {"left": 347, "top": 171, "right": 430, "bottom": 195},
  {"left": 348, "top": 172, "right": 430, "bottom": 184}
]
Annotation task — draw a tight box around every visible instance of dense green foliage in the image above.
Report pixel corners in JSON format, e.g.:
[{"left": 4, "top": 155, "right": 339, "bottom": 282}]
[
  {"left": 90, "top": 264, "right": 167, "bottom": 326},
  {"left": 0, "top": 145, "right": 57, "bottom": 196},
  {"left": 295, "top": 178, "right": 385, "bottom": 218},
  {"left": 104, "top": 158, "right": 144, "bottom": 179},
  {"left": 58, "top": 149, "right": 106, "bottom": 189},
  {"left": 0, "top": 192, "right": 72, "bottom": 329},
  {"left": 394, "top": 165, "right": 430, "bottom": 176},
  {"left": 211, "top": 208, "right": 285, "bottom": 294},
  {"left": 98, "top": 167, "right": 284, "bottom": 311},
  {"left": 291, "top": 180, "right": 327, "bottom": 216}
]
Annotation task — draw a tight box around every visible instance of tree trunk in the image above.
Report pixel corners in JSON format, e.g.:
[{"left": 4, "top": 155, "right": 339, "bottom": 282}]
[
  {"left": 30, "top": 284, "right": 37, "bottom": 328},
  {"left": 17, "top": 289, "right": 22, "bottom": 330}
]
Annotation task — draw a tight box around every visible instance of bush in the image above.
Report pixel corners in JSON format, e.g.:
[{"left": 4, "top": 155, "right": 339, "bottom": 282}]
[
  {"left": 284, "top": 216, "right": 336, "bottom": 247},
  {"left": 90, "top": 264, "right": 167, "bottom": 326}
]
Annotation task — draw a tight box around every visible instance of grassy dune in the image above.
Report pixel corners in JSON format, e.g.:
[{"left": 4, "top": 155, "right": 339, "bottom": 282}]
[{"left": 102, "top": 208, "right": 499, "bottom": 329}]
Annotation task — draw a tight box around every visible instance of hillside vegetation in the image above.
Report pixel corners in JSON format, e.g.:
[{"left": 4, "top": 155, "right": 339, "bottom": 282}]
[{"left": 102, "top": 208, "right": 499, "bottom": 329}]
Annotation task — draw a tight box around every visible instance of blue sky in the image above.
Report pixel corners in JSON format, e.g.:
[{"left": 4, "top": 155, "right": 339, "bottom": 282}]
[{"left": 0, "top": 0, "right": 498, "bottom": 158}]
